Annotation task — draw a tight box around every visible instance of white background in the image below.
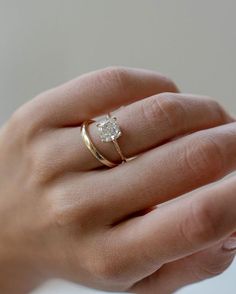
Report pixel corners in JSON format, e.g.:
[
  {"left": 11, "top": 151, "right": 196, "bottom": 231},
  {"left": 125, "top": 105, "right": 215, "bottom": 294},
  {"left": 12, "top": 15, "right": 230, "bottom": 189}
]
[{"left": 0, "top": 1, "right": 235, "bottom": 293}]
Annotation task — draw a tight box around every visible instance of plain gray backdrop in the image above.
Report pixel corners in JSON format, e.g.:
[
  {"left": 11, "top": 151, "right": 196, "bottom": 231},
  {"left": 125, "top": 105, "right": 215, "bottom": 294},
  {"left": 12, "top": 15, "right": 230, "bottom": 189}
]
[{"left": 0, "top": 1, "right": 235, "bottom": 293}]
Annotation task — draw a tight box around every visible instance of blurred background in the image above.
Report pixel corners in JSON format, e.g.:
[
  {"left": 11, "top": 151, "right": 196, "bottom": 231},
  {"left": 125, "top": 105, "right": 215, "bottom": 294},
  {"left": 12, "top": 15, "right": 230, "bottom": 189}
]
[{"left": 0, "top": 0, "right": 235, "bottom": 293}]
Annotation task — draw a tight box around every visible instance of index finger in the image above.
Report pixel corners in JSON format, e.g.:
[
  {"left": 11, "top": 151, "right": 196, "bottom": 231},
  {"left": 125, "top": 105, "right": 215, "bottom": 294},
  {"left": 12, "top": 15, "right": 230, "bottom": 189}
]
[{"left": 18, "top": 67, "right": 178, "bottom": 127}]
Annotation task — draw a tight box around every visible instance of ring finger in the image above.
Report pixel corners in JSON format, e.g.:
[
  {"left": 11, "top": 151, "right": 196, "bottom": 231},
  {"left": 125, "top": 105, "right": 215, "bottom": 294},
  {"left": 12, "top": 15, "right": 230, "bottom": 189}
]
[{"left": 44, "top": 93, "right": 232, "bottom": 172}]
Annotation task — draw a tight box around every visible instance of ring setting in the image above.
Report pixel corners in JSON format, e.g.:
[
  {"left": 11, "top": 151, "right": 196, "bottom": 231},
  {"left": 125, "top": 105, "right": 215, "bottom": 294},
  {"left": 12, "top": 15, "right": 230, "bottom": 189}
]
[
  {"left": 81, "top": 113, "right": 127, "bottom": 168},
  {"left": 96, "top": 116, "right": 121, "bottom": 142}
]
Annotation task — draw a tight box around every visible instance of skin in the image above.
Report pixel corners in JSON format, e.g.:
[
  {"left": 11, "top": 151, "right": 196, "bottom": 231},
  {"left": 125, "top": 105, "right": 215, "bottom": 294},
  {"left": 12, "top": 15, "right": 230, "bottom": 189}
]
[{"left": 0, "top": 66, "right": 236, "bottom": 294}]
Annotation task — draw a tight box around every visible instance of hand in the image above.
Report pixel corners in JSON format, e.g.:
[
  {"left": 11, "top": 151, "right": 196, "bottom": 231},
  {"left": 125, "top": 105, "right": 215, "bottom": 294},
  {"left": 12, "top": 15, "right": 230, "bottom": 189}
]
[{"left": 0, "top": 67, "right": 236, "bottom": 294}]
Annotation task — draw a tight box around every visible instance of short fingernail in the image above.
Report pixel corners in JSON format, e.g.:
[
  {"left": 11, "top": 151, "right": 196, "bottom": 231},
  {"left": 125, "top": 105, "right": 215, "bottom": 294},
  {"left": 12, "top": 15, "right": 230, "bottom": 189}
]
[{"left": 223, "top": 236, "right": 236, "bottom": 251}]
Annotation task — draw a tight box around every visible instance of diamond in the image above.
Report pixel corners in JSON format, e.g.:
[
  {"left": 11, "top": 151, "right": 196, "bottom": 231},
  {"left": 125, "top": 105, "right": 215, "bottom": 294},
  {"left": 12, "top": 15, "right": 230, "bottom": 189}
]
[{"left": 96, "top": 116, "right": 121, "bottom": 142}]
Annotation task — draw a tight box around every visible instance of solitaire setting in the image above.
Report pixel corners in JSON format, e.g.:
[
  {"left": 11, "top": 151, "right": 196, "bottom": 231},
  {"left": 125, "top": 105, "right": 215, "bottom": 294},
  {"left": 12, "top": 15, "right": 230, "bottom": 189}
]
[
  {"left": 96, "top": 116, "right": 122, "bottom": 142},
  {"left": 96, "top": 113, "right": 127, "bottom": 163},
  {"left": 81, "top": 113, "right": 128, "bottom": 168}
]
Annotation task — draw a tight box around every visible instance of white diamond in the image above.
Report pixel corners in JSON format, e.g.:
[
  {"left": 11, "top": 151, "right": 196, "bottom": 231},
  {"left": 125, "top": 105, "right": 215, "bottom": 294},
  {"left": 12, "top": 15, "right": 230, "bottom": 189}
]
[{"left": 96, "top": 117, "right": 121, "bottom": 142}]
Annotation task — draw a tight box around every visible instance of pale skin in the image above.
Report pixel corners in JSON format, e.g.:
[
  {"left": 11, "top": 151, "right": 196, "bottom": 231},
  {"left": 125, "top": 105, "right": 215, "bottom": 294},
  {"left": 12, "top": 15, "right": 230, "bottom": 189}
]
[{"left": 0, "top": 67, "right": 236, "bottom": 294}]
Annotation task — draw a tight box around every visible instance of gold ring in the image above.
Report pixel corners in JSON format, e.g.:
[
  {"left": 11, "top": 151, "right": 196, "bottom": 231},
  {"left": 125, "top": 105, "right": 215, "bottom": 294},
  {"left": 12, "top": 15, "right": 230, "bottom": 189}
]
[{"left": 81, "top": 115, "right": 127, "bottom": 168}]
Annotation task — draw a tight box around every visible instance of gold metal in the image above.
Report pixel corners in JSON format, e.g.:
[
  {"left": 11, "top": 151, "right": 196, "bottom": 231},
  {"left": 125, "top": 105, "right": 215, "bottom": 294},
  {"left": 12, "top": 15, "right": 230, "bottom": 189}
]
[
  {"left": 103, "top": 113, "right": 127, "bottom": 163},
  {"left": 81, "top": 120, "right": 118, "bottom": 168},
  {"left": 112, "top": 139, "right": 127, "bottom": 163}
]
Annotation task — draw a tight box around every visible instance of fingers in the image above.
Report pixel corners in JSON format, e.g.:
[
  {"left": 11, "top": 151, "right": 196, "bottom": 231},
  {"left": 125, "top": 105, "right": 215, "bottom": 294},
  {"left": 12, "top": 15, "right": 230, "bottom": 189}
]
[
  {"left": 112, "top": 175, "right": 236, "bottom": 284},
  {"left": 131, "top": 241, "right": 236, "bottom": 293},
  {"left": 83, "top": 93, "right": 231, "bottom": 169},
  {"left": 42, "top": 93, "right": 232, "bottom": 173},
  {"left": 97, "top": 122, "right": 236, "bottom": 222},
  {"left": 19, "top": 67, "right": 178, "bottom": 127},
  {"left": 84, "top": 178, "right": 236, "bottom": 290}
]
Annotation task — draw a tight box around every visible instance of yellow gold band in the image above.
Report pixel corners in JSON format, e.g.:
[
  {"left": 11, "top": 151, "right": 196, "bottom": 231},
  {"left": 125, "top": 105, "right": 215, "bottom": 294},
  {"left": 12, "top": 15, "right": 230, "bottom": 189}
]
[{"left": 112, "top": 139, "right": 127, "bottom": 163}]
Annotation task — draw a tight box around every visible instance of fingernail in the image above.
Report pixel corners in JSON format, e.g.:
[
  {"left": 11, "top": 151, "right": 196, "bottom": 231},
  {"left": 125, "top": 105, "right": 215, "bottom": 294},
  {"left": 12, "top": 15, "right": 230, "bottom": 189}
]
[{"left": 223, "top": 236, "right": 236, "bottom": 251}]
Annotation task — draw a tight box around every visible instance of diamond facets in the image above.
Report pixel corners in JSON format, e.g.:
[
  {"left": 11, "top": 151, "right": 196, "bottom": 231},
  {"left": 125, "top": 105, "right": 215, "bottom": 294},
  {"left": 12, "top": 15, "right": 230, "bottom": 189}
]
[{"left": 96, "top": 116, "right": 121, "bottom": 142}]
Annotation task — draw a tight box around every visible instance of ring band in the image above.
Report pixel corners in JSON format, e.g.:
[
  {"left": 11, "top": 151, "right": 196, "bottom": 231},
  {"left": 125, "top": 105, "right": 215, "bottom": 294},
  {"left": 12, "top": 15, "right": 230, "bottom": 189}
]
[
  {"left": 112, "top": 139, "right": 127, "bottom": 162},
  {"left": 81, "top": 120, "right": 118, "bottom": 168}
]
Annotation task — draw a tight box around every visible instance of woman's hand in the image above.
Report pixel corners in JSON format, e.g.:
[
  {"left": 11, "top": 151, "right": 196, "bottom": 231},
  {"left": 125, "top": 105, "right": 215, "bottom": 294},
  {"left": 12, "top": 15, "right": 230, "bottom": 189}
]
[{"left": 0, "top": 67, "right": 236, "bottom": 294}]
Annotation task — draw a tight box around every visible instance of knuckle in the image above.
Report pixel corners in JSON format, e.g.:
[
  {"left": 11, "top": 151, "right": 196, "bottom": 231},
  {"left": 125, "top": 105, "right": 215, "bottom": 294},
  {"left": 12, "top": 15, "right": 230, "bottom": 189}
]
[
  {"left": 99, "top": 66, "right": 129, "bottom": 91},
  {"left": 91, "top": 254, "right": 124, "bottom": 284},
  {"left": 184, "top": 133, "right": 224, "bottom": 182},
  {"left": 197, "top": 258, "right": 232, "bottom": 279},
  {"left": 143, "top": 93, "right": 186, "bottom": 130},
  {"left": 9, "top": 108, "right": 23, "bottom": 125},
  {"left": 8, "top": 102, "right": 44, "bottom": 141},
  {"left": 27, "top": 140, "right": 55, "bottom": 184},
  {"left": 182, "top": 199, "right": 221, "bottom": 246},
  {"left": 194, "top": 251, "right": 234, "bottom": 280},
  {"left": 86, "top": 238, "right": 128, "bottom": 286},
  {"left": 8, "top": 106, "right": 29, "bottom": 133},
  {"left": 48, "top": 183, "right": 94, "bottom": 228},
  {"left": 48, "top": 187, "right": 81, "bottom": 228},
  {"left": 50, "top": 200, "right": 75, "bottom": 227},
  {"left": 208, "top": 98, "right": 230, "bottom": 123},
  {"left": 93, "top": 258, "right": 117, "bottom": 281}
]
